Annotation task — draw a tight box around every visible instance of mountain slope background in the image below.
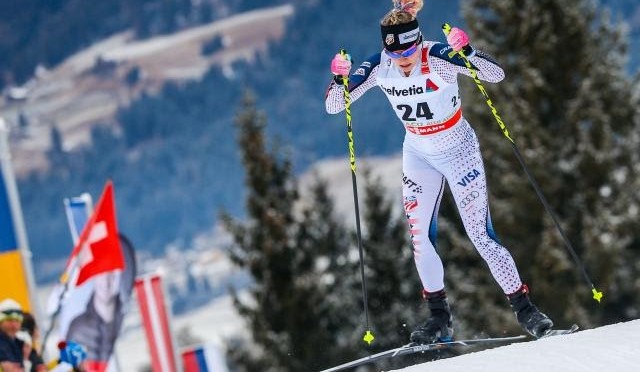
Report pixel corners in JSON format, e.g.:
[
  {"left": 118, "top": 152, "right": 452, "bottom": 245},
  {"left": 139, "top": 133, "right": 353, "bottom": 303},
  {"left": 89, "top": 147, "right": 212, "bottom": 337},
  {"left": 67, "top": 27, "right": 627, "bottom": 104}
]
[
  {"left": 3, "top": 0, "right": 459, "bottom": 281},
  {"left": 0, "top": 0, "right": 288, "bottom": 90},
  {"left": 0, "top": 0, "right": 638, "bottom": 283}
]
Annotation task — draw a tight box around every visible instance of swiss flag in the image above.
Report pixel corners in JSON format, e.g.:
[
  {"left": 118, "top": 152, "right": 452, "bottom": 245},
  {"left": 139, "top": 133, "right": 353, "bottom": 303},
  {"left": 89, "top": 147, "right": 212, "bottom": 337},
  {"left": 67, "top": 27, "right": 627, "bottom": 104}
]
[{"left": 68, "top": 181, "right": 124, "bottom": 286}]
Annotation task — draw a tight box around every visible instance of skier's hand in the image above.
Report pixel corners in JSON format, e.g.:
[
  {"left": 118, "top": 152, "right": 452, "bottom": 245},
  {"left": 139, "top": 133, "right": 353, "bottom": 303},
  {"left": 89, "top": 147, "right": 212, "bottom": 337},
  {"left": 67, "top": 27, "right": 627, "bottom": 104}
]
[
  {"left": 330, "top": 53, "right": 352, "bottom": 76},
  {"left": 446, "top": 27, "right": 470, "bottom": 52}
]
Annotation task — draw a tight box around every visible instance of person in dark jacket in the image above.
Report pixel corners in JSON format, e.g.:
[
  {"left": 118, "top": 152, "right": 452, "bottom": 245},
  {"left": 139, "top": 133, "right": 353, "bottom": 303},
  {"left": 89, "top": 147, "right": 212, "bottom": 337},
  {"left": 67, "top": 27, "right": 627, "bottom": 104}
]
[{"left": 0, "top": 298, "right": 25, "bottom": 371}]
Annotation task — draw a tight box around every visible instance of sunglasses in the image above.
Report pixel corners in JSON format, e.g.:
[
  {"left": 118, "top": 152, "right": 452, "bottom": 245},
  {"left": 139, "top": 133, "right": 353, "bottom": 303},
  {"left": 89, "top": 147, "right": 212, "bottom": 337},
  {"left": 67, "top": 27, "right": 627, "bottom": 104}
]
[
  {"left": 384, "top": 43, "right": 419, "bottom": 59},
  {"left": 1, "top": 311, "right": 24, "bottom": 322}
]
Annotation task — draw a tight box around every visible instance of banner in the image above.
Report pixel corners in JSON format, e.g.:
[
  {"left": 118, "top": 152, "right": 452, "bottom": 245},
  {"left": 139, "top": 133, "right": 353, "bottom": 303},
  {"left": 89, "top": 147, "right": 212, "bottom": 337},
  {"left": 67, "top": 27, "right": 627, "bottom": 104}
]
[
  {"left": 62, "top": 238, "right": 135, "bottom": 372},
  {"left": 135, "top": 274, "right": 179, "bottom": 372},
  {"left": 0, "top": 120, "right": 35, "bottom": 312},
  {"left": 182, "top": 343, "right": 229, "bottom": 372},
  {"left": 55, "top": 181, "right": 135, "bottom": 372}
]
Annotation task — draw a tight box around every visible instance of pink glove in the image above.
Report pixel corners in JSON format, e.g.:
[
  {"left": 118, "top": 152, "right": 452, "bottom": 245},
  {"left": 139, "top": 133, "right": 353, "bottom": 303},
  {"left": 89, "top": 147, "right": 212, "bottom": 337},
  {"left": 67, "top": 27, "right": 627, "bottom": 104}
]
[
  {"left": 446, "top": 27, "right": 470, "bottom": 52},
  {"left": 330, "top": 53, "right": 352, "bottom": 76}
]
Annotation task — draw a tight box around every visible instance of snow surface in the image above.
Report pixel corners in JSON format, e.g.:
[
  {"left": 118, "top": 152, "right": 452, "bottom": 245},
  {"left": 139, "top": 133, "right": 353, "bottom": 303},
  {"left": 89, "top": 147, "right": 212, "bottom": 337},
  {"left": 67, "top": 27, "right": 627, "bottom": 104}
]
[{"left": 391, "top": 320, "right": 640, "bottom": 372}]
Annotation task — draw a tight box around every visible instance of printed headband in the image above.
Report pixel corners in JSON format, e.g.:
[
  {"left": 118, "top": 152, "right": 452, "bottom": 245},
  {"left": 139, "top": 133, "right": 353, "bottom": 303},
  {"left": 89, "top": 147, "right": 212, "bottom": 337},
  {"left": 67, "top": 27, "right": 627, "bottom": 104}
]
[{"left": 381, "top": 19, "right": 421, "bottom": 52}]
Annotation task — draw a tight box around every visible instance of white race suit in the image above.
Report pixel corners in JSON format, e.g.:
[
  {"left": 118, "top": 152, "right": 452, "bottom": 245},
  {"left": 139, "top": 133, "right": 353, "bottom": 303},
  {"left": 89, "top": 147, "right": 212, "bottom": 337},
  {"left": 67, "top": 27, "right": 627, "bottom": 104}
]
[{"left": 325, "top": 41, "right": 522, "bottom": 295}]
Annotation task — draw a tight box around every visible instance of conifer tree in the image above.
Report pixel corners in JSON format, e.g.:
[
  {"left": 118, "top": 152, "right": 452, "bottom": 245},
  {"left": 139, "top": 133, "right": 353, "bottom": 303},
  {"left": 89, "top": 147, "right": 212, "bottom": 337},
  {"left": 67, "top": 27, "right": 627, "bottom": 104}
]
[
  {"left": 453, "top": 0, "right": 640, "bottom": 329},
  {"left": 221, "top": 92, "right": 359, "bottom": 371}
]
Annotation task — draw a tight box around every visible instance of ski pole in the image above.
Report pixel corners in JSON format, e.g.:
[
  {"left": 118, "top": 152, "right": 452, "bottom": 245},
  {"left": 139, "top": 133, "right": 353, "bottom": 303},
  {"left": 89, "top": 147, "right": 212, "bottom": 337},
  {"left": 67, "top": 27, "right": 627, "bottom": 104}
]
[
  {"left": 338, "top": 49, "right": 375, "bottom": 345},
  {"left": 441, "top": 24, "right": 603, "bottom": 303}
]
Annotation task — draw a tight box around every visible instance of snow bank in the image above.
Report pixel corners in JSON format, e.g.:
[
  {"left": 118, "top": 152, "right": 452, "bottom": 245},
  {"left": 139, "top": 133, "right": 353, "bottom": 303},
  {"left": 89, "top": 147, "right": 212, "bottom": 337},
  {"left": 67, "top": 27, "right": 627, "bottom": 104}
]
[{"left": 394, "top": 320, "right": 640, "bottom": 372}]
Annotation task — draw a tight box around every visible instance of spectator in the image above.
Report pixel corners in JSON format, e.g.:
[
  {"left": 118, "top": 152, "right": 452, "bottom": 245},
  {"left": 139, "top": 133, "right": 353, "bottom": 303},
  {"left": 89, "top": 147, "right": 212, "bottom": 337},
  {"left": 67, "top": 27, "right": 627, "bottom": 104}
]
[
  {"left": 20, "top": 312, "right": 45, "bottom": 372},
  {"left": 0, "top": 298, "right": 25, "bottom": 371}
]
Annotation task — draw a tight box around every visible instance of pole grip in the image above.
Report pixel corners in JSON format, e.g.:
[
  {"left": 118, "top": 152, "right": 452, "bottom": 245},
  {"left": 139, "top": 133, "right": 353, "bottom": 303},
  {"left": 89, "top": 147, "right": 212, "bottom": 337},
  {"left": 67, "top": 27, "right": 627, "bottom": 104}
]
[{"left": 442, "top": 23, "right": 452, "bottom": 36}]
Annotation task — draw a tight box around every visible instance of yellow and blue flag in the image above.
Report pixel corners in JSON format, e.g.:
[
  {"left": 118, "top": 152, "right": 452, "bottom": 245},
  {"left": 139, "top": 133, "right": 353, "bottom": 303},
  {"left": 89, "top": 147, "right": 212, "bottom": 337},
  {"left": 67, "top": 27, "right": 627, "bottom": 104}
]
[{"left": 0, "top": 167, "right": 32, "bottom": 311}]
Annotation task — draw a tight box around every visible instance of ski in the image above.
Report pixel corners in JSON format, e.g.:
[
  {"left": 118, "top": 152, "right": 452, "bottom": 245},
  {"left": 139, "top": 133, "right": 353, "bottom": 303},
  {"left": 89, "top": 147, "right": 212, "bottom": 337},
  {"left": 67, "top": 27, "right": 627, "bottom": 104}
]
[
  {"left": 540, "top": 324, "right": 579, "bottom": 338},
  {"left": 318, "top": 334, "right": 527, "bottom": 372}
]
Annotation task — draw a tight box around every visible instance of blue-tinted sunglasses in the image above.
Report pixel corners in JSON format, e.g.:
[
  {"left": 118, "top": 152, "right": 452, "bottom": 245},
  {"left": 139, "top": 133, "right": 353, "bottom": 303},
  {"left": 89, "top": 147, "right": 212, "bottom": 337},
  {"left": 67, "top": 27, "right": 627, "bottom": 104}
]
[{"left": 384, "top": 43, "right": 419, "bottom": 59}]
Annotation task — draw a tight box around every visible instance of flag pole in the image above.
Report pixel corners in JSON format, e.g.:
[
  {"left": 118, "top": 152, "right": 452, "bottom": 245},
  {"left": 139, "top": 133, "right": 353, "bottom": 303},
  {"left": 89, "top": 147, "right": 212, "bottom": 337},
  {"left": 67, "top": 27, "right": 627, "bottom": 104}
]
[{"left": 0, "top": 118, "right": 41, "bottom": 320}]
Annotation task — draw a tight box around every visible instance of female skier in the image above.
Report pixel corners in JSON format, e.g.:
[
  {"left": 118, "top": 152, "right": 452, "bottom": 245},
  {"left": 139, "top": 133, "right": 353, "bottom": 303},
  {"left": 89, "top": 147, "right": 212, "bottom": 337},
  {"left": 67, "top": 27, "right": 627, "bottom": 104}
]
[{"left": 324, "top": 10, "right": 554, "bottom": 343}]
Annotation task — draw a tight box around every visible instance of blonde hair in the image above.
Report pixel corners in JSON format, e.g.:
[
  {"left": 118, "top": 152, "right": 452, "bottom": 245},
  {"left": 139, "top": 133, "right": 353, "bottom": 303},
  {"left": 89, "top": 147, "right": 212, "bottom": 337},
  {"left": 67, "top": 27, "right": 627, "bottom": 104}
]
[{"left": 381, "top": 9, "right": 416, "bottom": 26}]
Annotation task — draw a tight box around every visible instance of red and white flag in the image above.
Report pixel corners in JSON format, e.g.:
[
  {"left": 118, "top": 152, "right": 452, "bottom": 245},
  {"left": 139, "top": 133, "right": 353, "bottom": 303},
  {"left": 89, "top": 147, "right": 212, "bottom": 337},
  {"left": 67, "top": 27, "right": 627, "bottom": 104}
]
[
  {"left": 63, "top": 180, "right": 124, "bottom": 286},
  {"left": 135, "top": 274, "right": 179, "bottom": 372},
  {"left": 48, "top": 181, "right": 134, "bottom": 372}
]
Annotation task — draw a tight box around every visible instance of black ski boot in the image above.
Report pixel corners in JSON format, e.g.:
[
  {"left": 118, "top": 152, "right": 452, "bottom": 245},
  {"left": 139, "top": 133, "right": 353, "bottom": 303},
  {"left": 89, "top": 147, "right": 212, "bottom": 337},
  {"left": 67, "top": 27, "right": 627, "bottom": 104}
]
[
  {"left": 508, "top": 284, "right": 553, "bottom": 338},
  {"left": 410, "top": 289, "right": 454, "bottom": 344}
]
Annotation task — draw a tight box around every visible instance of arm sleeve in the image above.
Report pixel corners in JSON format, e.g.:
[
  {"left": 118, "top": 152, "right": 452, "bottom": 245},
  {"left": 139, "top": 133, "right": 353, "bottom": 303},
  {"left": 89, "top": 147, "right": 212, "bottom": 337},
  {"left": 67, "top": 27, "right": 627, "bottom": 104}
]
[
  {"left": 325, "top": 53, "right": 381, "bottom": 114},
  {"left": 428, "top": 42, "right": 505, "bottom": 84}
]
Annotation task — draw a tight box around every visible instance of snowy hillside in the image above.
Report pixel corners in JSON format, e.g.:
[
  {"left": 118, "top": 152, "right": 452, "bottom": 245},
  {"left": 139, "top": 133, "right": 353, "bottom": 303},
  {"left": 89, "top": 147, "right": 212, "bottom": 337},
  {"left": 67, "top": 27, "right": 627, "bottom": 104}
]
[{"left": 392, "top": 320, "right": 640, "bottom": 372}]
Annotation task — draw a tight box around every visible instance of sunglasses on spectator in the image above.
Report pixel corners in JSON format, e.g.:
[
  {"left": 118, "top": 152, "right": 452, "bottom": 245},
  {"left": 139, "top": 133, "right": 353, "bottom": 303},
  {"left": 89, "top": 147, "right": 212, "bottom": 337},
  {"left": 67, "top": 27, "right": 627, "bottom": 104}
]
[
  {"left": 384, "top": 43, "right": 419, "bottom": 59},
  {"left": 1, "top": 310, "right": 24, "bottom": 322}
]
